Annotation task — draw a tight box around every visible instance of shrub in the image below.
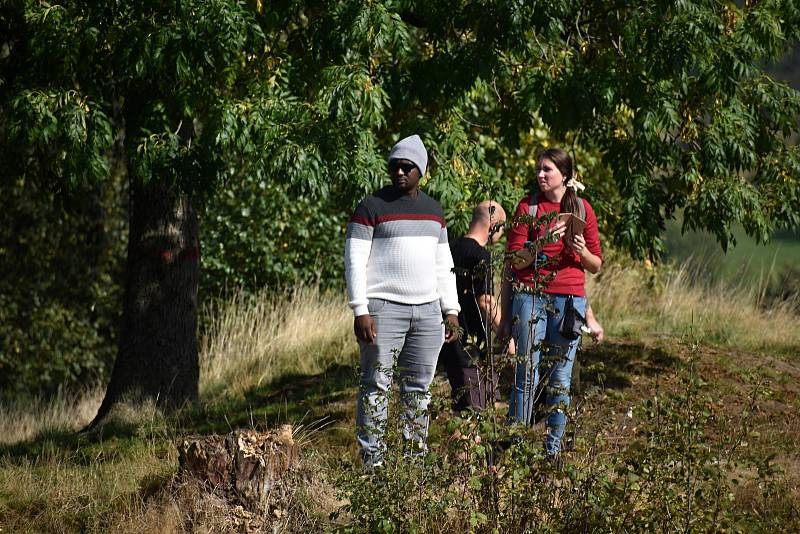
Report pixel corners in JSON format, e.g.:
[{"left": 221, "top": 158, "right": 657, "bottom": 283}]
[
  {"left": 332, "top": 346, "right": 787, "bottom": 533},
  {"left": 200, "top": 178, "right": 348, "bottom": 299},
  {"left": 0, "top": 176, "right": 123, "bottom": 399}
]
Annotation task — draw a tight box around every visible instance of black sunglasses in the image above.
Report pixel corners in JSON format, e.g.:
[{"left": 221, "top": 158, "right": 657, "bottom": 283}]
[{"left": 389, "top": 161, "right": 417, "bottom": 174}]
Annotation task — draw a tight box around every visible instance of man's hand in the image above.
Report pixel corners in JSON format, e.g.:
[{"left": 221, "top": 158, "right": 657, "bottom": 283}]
[
  {"left": 354, "top": 314, "right": 376, "bottom": 343},
  {"left": 496, "top": 319, "right": 516, "bottom": 355},
  {"left": 497, "top": 318, "right": 512, "bottom": 344},
  {"left": 444, "top": 314, "right": 460, "bottom": 343}
]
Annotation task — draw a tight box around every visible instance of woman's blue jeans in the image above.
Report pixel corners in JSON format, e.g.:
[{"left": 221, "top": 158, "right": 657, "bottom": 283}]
[{"left": 509, "top": 292, "right": 585, "bottom": 455}]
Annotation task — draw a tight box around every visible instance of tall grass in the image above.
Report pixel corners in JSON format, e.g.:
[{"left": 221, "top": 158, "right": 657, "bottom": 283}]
[
  {"left": 199, "top": 285, "right": 354, "bottom": 399},
  {"left": 3, "top": 262, "right": 797, "bottom": 446},
  {"left": 587, "top": 258, "right": 800, "bottom": 350},
  {"left": 1, "top": 267, "right": 798, "bottom": 532},
  {"left": 0, "top": 286, "right": 354, "bottom": 533},
  {"left": 0, "top": 386, "right": 103, "bottom": 445},
  {"left": 2, "top": 263, "right": 797, "bottom": 447},
  {"left": 0, "top": 427, "right": 178, "bottom": 533}
]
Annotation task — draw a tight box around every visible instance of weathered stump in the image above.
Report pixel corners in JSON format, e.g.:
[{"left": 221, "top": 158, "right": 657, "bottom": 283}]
[{"left": 177, "top": 425, "right": 299, "bottom": 511}]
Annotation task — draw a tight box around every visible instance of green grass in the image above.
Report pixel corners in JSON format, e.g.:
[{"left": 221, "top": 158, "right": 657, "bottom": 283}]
[
  {"left": 0, "top": 414, "right": 177, "bottom": 532},
  {"left": 663, "top": 220, "right": 800, "bottom": 285}
]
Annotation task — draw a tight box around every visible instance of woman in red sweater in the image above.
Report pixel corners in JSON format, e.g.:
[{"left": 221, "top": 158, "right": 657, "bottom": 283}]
[{"left": 501, "top": 147, "right": 602, "bottom": 456}]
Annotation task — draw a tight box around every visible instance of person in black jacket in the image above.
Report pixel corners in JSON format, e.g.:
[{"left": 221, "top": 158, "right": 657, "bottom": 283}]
[{"left": 439, "top": 200, "right": 509, "bottom": 411}]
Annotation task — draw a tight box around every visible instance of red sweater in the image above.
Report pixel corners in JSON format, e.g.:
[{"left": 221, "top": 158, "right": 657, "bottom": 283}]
[{"left": 507, "top": 194, "right": 602, "bottom": 297}]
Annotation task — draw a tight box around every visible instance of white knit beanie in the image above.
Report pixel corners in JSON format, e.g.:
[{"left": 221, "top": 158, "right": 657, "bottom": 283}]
[{"left": 388, "top": 134, "right": 428, "bottom": 176}]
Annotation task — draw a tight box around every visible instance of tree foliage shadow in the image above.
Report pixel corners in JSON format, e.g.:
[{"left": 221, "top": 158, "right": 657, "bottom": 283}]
[
  {"left": 0, "top": 363, "right": 358, "bottom": 463},
  {"left": 0, "top": 429, "right": 86, "bottom": 460},
  {"left": 0, "top": 419, "right": 147, "bottom": 465},
  {"left": 182, "top": 362, "right": 359, "bottom": 436},
  {"left": 576, "top": 340, "right": 681, "bottom": 393}
]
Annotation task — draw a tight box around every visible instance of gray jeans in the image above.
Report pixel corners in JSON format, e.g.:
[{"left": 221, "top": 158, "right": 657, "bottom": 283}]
[{"left": 356, "top": 298, "right": 445, "bottom": 466}]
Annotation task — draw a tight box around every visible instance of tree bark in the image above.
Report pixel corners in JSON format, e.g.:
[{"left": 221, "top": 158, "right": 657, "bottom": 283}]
[
  {"left": 86, "top": 179, "right": 199, "bottom": 430},
  {"left": 176, "top": 426, "right": 299, "bottom": 511}
]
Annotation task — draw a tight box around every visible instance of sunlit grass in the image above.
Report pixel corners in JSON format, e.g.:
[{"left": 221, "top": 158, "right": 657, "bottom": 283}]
[
  {"left": 0, "top": 408, "right": 177, "bottom": 533},
  {"left": 198, "top": 285, "right": 355, "bottom": 399},
  {"left": 587, "top": 258, "right": 800, "bottom": 351},
  {"left": 0, "top": 386, "right": 103, "bottom": 445}
]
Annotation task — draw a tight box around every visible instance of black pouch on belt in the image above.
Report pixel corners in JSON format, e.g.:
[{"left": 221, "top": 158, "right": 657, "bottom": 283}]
[{"left": 558, "top": 295, "right": 585, "bottom": 340}]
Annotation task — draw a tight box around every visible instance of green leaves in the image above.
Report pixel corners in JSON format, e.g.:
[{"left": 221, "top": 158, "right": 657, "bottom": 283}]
[
  {"left": 201, "top": 176, "right": 348, "bottom": 296},
  {"left": 4, "top": 0, "right": 800, "bottom": 263},
  {"left": 8, "top": 89, "right": 113, "bottom": 186}
]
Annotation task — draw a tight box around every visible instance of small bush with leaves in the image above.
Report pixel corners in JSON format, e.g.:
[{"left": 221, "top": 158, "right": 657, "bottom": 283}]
[{"left": 332, "top": 339, "right": 787, "bottom": 533}]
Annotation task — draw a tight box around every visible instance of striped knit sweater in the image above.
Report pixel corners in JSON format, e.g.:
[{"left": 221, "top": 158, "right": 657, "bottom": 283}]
[{"left": 344, "top": 186, "right": 460, "bottom": 317}]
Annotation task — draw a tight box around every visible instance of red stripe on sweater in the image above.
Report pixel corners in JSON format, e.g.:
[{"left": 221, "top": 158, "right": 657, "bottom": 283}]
[
  {"left": 374, "top": 213, "right": 445, "bottom": 226},
  {"left": 349, "top": 215, "right": 373, "bottom": 226}
]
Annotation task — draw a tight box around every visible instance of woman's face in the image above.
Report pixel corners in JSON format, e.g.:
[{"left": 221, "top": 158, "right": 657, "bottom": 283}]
[{"left": 537, "top": 157, "right": 565, "bottom": 194}]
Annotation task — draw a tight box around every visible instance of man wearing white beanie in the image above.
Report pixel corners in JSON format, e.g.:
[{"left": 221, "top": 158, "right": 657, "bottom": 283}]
[{"left": 344, "top": 134, "right": 460, "bottom": 467}]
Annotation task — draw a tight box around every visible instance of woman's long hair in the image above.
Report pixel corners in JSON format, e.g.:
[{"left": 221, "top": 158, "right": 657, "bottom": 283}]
[{"left": 538, "top": 147, "right": 581, "bottom": 217}]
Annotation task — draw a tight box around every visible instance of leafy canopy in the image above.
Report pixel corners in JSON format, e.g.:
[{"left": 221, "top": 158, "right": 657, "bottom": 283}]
[{"left": 2, "top": 0, "right": 800, "bottom": 258}]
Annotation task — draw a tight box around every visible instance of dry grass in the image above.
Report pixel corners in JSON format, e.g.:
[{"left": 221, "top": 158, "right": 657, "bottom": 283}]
[
  {"left": 0, "top": 416, "right": 177, "bottom": 533},
  {"left": 5, "top": 264, "right": 794, "bottom": 449},
  {"left": 0, "top": 286, "right": 354, "bottom": 445},
  {"left": 199, "top": 285, "right": 355, "bottom": 399},
  {"left": 587, "top": 259, "right": 800, "bottom": 350},
  {"left": 0, "top": 386, "right": 103, "bottom": 445}
]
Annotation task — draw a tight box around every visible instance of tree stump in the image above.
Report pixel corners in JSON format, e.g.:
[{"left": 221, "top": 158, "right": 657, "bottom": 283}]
[{"left": 177, "top": 425, "right": 299, "bottom": 511}]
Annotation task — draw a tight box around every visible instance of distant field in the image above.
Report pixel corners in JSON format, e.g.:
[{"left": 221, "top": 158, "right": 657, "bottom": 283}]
[{"left": 663, "top": 221, "right": 800, "bottom": 285}]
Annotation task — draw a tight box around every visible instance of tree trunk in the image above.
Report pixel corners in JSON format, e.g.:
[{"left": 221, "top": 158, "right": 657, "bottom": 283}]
[{"left": 86, "top": 179, "right": 199, "bottom": 430}]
